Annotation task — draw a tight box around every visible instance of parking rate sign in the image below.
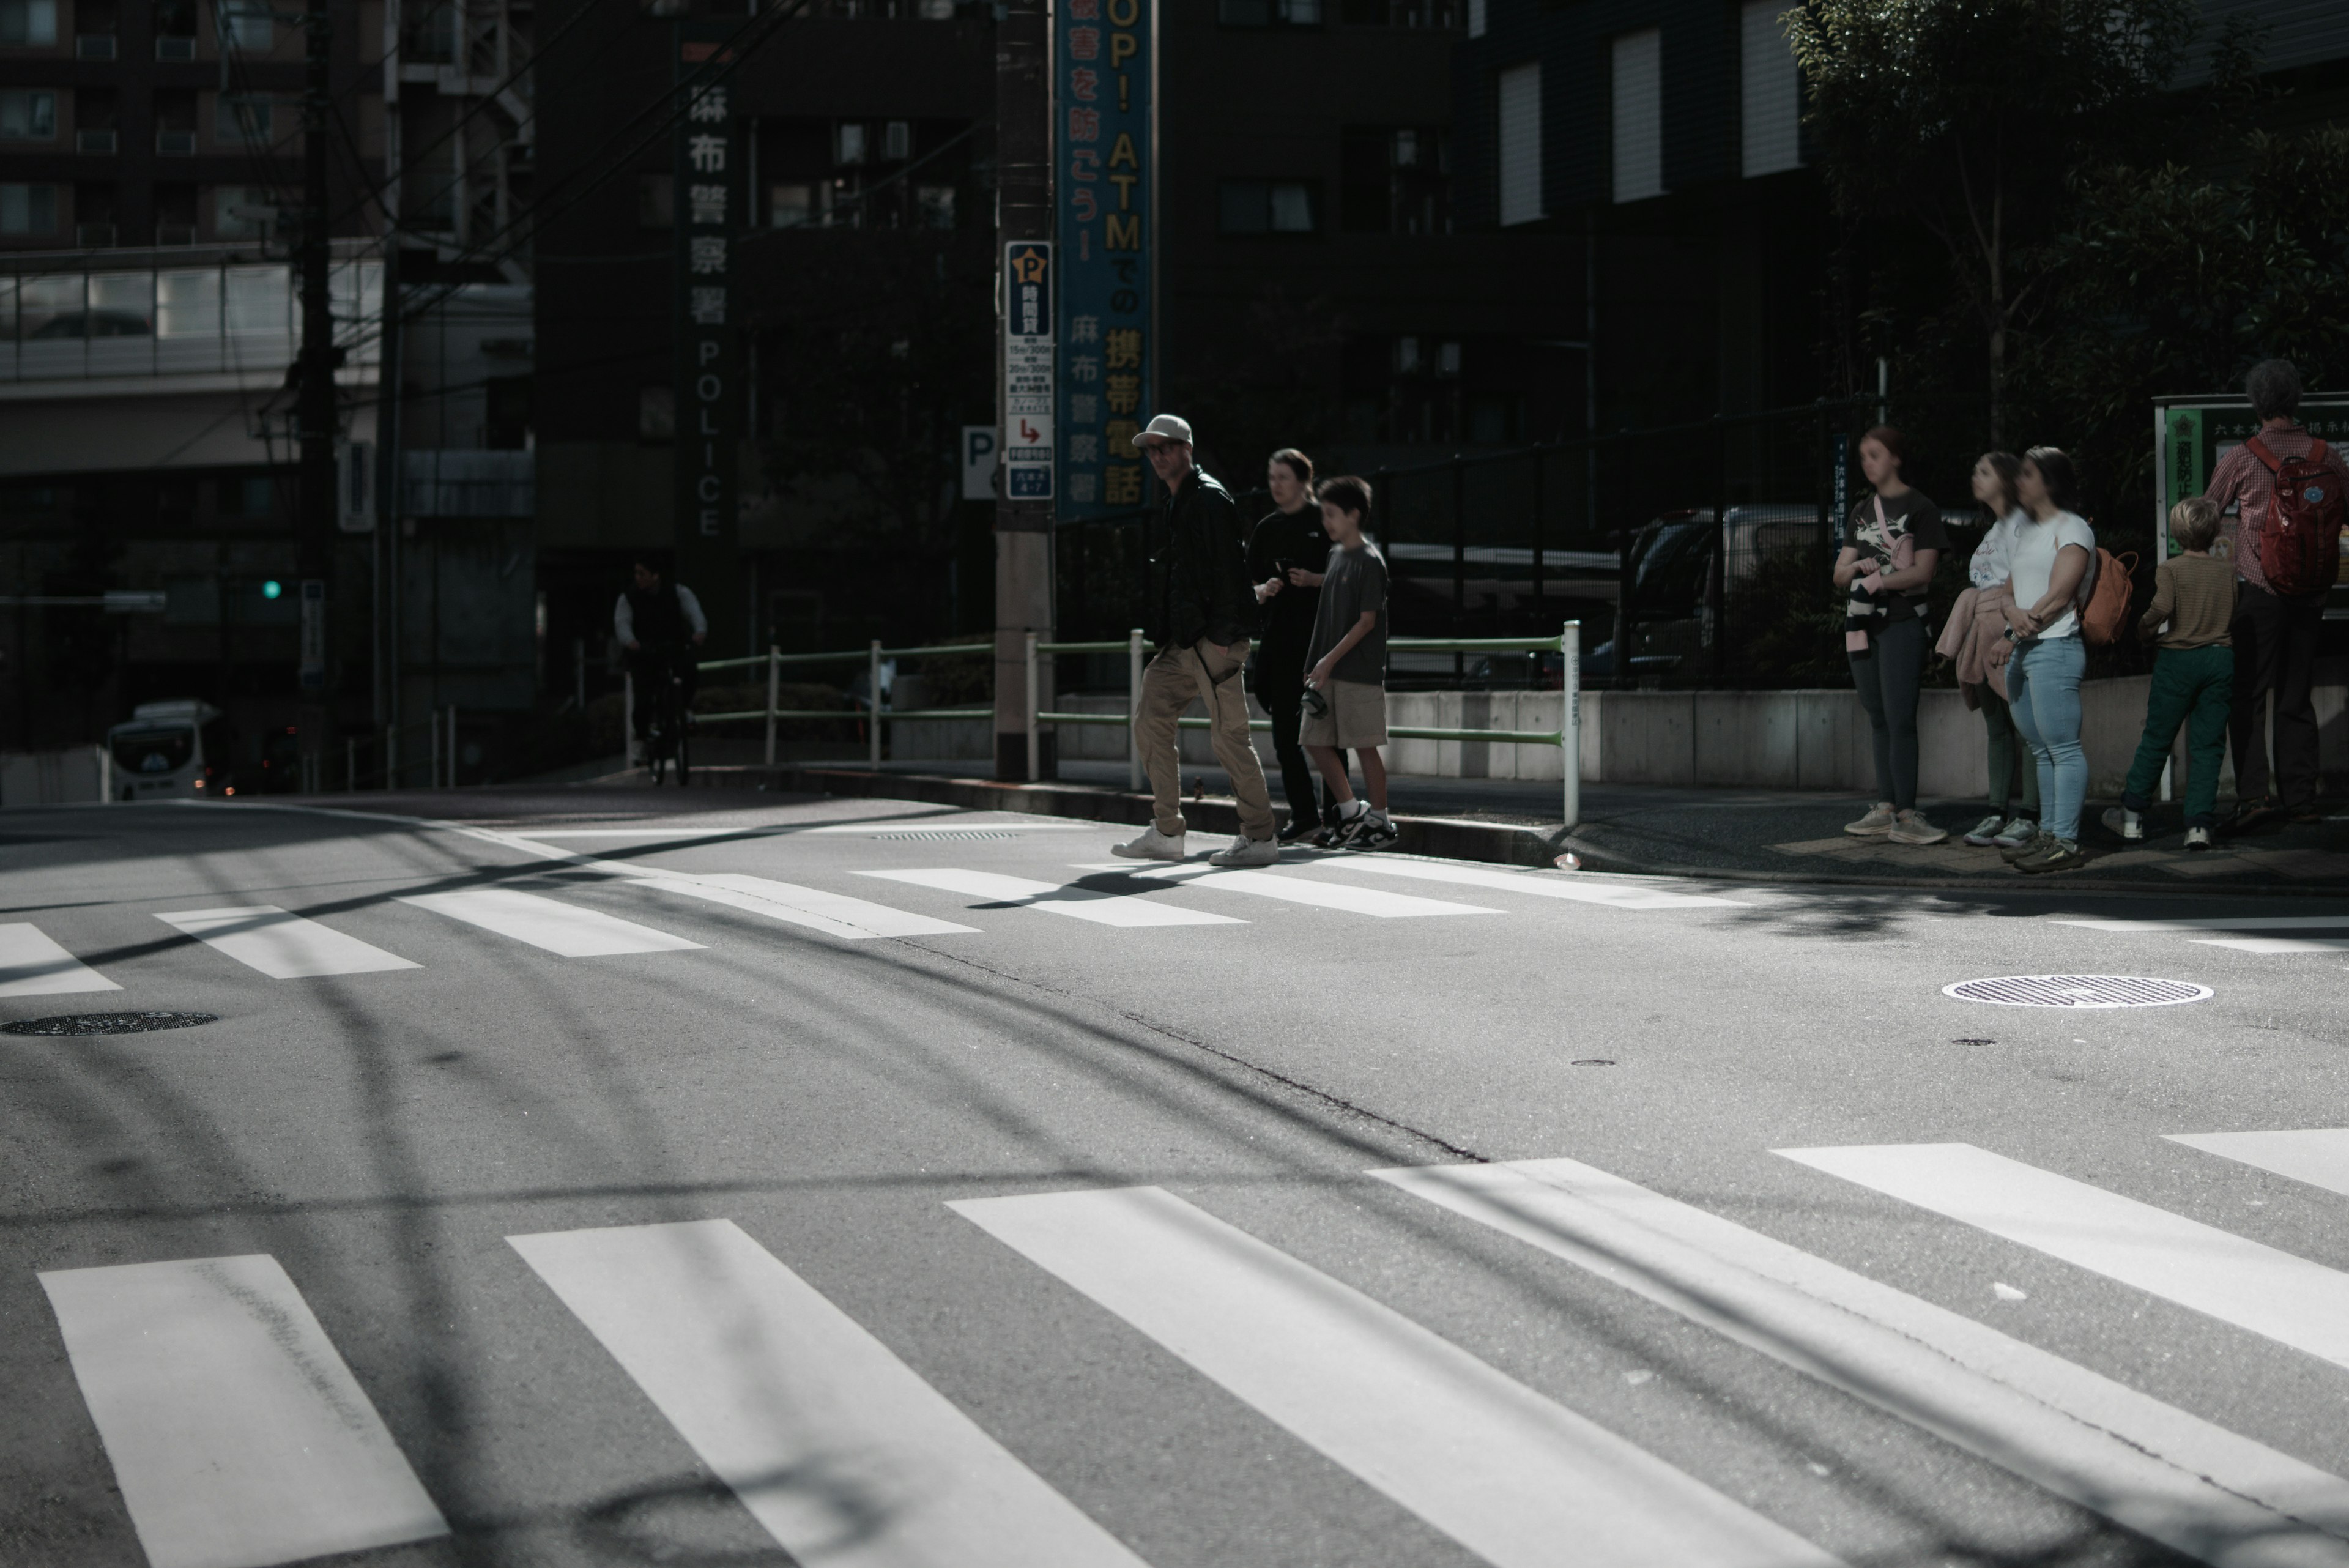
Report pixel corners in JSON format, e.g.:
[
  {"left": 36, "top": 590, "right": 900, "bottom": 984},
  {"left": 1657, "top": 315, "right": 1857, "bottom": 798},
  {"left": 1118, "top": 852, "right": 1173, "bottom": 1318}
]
[
  {"left": 1005, "top": 241, "right": 1055, "bottom": 501},
  {"left": 1055, "top": 0, "right": 1152, "bottom": 517}
]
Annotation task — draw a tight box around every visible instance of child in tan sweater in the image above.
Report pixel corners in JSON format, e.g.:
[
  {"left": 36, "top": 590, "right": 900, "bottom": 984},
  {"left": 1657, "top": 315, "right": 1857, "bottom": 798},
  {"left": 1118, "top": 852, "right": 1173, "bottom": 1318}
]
[{"left": 2103, "top": 497, "right": 2236, "bottom": 849}]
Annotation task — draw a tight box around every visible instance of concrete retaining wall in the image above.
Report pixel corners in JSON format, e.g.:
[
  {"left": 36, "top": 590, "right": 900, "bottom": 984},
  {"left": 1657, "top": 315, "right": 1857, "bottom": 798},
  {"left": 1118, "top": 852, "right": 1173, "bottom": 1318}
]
[
  {"left": 884, "top": 670, "right": 2349, "bottom": 801},
  {"left": 1, "top": 746, "right": 105, "bottom": 806}
]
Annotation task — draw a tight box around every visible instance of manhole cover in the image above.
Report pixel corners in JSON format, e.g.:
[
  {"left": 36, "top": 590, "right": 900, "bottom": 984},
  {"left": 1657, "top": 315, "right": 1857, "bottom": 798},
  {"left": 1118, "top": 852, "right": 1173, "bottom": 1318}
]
[
  {"left": 2, "top": 1011, "right": 219, "bottom": 1037},
  {"left": 1943, "top": 976, "right": 2211, "bottom": 1009},
  {"left": 872, "top": 830, "right": 1030, "bottom": 841}
]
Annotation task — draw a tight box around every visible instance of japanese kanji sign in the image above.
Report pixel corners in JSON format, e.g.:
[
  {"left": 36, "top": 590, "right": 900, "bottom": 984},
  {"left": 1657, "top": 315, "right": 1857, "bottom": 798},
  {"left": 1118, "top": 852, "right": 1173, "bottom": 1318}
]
[
  {"left": 673, "top": 24, "right": 743, "bottom": 645},
  {"left": 1056, "top": 0, "right": 1152, "bottom": 515},
  {"left": 1004, "top": 240, "right": 1056, "bottom": 501}
]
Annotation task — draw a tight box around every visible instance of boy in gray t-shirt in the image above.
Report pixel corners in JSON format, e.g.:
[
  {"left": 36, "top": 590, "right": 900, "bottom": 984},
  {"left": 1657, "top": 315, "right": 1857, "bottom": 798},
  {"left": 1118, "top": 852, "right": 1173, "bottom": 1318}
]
[{"left": 1300, "top": 476, "right": 1395, "bottom": 849}]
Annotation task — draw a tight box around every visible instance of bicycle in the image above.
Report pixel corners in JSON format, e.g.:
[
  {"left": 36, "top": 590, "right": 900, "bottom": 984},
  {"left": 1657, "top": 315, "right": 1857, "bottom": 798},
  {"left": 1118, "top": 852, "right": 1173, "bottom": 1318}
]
[{"left": 639, "top": 648, "right": 692, "bottom": 786}]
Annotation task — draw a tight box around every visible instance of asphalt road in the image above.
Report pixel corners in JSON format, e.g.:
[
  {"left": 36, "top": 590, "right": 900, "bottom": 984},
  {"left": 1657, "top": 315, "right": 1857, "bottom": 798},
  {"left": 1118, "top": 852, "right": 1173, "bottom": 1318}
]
[{"left": 4, "top": 789, "right": 2348, "bottom": 1568}]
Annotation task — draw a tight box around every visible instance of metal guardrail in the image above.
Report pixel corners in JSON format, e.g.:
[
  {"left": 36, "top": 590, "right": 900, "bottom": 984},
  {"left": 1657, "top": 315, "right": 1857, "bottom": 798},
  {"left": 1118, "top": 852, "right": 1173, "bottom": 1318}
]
[{"left": 695, "top": 624, "right": 1584, "bottom": 827}]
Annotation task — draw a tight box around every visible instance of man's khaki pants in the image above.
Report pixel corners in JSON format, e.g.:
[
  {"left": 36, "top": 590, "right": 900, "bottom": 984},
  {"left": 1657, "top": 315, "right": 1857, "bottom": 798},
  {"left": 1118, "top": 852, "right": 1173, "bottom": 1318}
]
[{"left": 1134, "top": 639, "right": 1276, "bottom": 841}]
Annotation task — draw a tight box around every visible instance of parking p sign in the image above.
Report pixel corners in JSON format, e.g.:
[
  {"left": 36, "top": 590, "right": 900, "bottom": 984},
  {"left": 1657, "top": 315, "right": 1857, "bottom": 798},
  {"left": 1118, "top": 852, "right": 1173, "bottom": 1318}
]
[{"left": 1003, "top": 241, "right": 1055, "bottom": 502}]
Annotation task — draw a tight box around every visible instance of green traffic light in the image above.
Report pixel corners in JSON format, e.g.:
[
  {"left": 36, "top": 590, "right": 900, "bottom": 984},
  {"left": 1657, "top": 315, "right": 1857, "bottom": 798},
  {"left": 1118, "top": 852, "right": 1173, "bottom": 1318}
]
[{"left": 262, "top": 580, "right": 283, "bottom": 600}]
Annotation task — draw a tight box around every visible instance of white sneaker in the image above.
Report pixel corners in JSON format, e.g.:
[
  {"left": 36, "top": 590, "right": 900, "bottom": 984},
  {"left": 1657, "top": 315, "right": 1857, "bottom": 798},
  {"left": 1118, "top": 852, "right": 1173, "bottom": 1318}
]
[
  {"left": 1961, "top": 812, "right": 2008, "bottom": 846},
  {"left": 2184, "top": 825, "right": 2214, "bottom": 852},
  {"left": 1990, "top": 815, "right": 2038, "bottom": 848},
  {"left": 2100, "top": 806, "right": 2143, "bottom": 841},
  {"left": 1208, "top": 835, "right": 1279, "bottom": 868},
  {"left": 1889, "top": 809, "right": 1948, "bottom": 845},
  {"left": 1844, "top": 803, "right": 1896, "bottom": 836},
  {"left": 1111, "top": 827, "right": 1187, "bottom": 861}
]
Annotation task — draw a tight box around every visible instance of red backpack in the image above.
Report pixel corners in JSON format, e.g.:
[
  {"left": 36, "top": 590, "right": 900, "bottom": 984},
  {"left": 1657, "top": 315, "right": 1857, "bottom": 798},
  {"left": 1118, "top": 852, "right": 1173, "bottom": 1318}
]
[{"left": 2244, "top": 436, "right": 2346, "bottom": 598}]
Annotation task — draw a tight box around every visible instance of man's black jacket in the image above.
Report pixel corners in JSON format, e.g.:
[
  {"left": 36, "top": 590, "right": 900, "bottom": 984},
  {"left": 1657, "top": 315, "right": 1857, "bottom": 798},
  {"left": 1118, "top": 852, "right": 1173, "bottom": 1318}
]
[{"left": 1149, "top": 466, "right": 1256, "bottom": 649}]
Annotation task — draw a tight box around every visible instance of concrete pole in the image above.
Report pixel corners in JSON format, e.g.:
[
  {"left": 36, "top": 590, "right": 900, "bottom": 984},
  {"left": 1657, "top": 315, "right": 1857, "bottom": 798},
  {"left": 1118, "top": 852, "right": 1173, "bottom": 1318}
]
[
  {"left": 993, "top": 0, "right": 1052, "bottom": 781},
  {"left": 1025, "top": 632, "right": 1040, "bottom": 783},
  {"left": 763, "top": 645, "right": 779, "bottom": 767},
  {"left": 868, "top": 639, "right": 883, "bottom": 771},
  {"left": 1560, "top": 622, "right": 1581, "bottom": 831}
]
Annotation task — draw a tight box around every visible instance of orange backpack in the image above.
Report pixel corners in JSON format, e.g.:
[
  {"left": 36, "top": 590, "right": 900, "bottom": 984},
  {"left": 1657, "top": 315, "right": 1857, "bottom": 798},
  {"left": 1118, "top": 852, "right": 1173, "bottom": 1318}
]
[{"left": 2079, "top": 546, "right": 2139, "bottom": 646}]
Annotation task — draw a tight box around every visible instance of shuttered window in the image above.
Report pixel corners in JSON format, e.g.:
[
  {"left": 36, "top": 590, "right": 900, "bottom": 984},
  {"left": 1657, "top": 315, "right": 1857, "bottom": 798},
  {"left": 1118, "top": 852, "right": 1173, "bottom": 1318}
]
[
  {"left": 1496, "top": 62, "right": 1542, "bottom": 226},
  {"left": 1611, "top": 28, "right": 1662, "bottom": 203},
  {"left": 1740, "top": 0, "right": 1800, "bottom": 177}
]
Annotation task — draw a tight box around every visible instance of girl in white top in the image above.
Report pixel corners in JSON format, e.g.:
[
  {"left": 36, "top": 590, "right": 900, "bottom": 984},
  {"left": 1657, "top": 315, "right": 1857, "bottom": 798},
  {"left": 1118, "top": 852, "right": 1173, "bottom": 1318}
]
[
  {"left": 1959, "top": 451, "right": 2039, "bottom": 847},
  {"left": 2000, "top": 446, "right": 2098, "bottom": 874}
]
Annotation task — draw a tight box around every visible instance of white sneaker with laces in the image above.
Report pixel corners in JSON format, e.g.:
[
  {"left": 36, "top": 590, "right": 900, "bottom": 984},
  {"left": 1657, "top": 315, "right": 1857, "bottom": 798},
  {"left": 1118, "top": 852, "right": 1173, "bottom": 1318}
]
[
  {"left": 1111, "top": 827, "right": 1187, "bottom": 861},
  {"left": 2184, "top": 825, "right": 2214, "bottom": 852},
  {"left": 1961, "top": 812, "right": 2008, "bottom": 846},
  {"left": 1208, "top": 836, "right": 1280, "bottom": 868},
  {"left": 1844, "top": 803, "right": 1896, "bottom": 836},
  {"left": 1889, "top": 810, "right": 1949, "bottom": 845},
  {"left": 1989, "top": 815, "right": 2038, "bottom": 847},
  {"left": 2100, "top": 806, "right": 2143, "bottom": 841}
]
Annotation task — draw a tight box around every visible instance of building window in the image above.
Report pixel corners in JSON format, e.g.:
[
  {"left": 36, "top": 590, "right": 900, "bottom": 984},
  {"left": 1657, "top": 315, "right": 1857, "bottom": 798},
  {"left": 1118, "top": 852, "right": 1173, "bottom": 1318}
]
[
  {"left": 216, "top": 474, "right": 276, "bottom": 516},
  {"left": 637, "top": 173, "right": 672, "bottom": 228},
  {"left": 1219, "top": 179, "right": 1316, "bottom": 235},
  {"left": 0, "top": 182, "right": 58, "bottom": 234},
  {"left": 770, "top": 182, "right": 815, "bottom": 228},
  {"left": 0, "top": 89, "right": 54, "bottom": 138},
  {"left": 1740, "top": 0, "right": 1800, "bottom": 178},
  {"left": 1611, "top": 28, "right": 1663, "bottom": 203},
  {"left": 834, "top": 122, "right": 865, "bottom": 166},
  {"left": 881, "top": 120, "right": 910, "bottom": 160},
  {"left": 212, "top": 185, "right": 271, "bottom": 238},
  {"left": 916, "top": 184, "right": 956, "bottom": 229},
  {"left": 1341, "top": 125, "right": 1450, "bottom": 235},
  {"left": 639, "top": 385, "right": 674, "bottom": 442},
  {"left": 1496, "top": 62, "right": 1541, "bottom": 226},
  {"left": 216, "top": 0, "right": 272, "bottom": 51},
  {"left": 215, "top": 94, "right": 275, "bottom": 145},
  {"left": 0, "top": 0, "right": 58, "bottom": 43},
  {"left": 1219, "top": 0, "right": 1318, "bottom": 25}
]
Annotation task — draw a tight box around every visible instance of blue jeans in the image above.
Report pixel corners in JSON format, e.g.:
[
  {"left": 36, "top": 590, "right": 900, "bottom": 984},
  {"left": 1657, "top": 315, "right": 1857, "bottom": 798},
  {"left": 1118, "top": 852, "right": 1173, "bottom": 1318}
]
[{"left": 2007, "top": 636, "right": 2087, "bottom": 841}]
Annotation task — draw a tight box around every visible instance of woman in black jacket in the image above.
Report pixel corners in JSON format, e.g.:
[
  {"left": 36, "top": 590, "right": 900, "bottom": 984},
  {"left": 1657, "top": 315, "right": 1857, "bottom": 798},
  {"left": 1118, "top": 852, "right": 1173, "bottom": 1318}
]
[{"left": 1249, "top": 448, "right": 1342, "bottom": 842}]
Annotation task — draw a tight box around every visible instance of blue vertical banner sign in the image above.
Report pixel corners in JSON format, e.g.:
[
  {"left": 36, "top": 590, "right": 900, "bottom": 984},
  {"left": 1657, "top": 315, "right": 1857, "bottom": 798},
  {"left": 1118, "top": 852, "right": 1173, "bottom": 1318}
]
[
  {"left": 1004, "top": 241, "right": 1055, "bottom": 500},
  {"left": 1054, "top": 0, "right": 1152, "bottom": 516},
  {"left": 674, "top": 24, "right": 743, "bottom": 647}
]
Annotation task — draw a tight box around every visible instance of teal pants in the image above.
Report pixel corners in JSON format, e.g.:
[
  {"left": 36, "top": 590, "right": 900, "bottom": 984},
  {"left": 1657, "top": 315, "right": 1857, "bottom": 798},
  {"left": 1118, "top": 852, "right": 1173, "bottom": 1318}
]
[{"left": 2123, "top": 645, "right": 2235, "bottom": 828}]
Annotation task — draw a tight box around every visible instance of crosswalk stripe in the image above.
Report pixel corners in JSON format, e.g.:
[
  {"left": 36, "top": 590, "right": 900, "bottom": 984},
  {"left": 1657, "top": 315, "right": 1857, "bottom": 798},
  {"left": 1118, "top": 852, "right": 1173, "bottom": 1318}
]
[
  {"left": 637, "top": 874, "right": 978, "bottom": 940},
  {"left": 2168, "top": 1129, "right": 2349, "bottom": 1199},
  {"left": 855, "top": 868, "right": 1242, "bottom": 927},
  {"left": 508, "top": 1219, "right": 1147, "bottom": 1568},
  {"left": 2051, "top": 916, "right": 2349, "bottom": 931},
  {"left": 38, "top": 1254, "right": 448, "bottom": 1568},
  {"left": 1072, "top": 864, "right": 1499, "bottom": 918},
  {"left": 155, "top": 906, "right": 421, "bottom": 979},
  {"left": 951, "top": 1184, "right": 1844, "bottom": 1568},
  {"left": 1375, "top": 1157, "right": 2349, "bottom": 1568},
  {"left": 0, "top": 922, "right": 122, "bottom": 996},
  {"left": 397, "top": 889, "right": 705, "bottom": 956},
  {"left": 1310, "top": 858, "right": 1750, "bottom": 909},
  {"left": 2192, "top": 936, "right": 2349, "bottom": 953},
  {"left": 1776, "top": 1143, "right": 2349, "bottom": 1372}
]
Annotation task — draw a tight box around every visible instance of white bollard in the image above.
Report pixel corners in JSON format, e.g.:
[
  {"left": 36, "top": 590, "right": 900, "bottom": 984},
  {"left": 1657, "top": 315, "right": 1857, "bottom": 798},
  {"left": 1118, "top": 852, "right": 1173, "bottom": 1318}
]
[
  {"left": 1560, "top": 622, "right": 1581, "bottom": 831},
  {"left": 868, "top": 639, "right": 883, "bottom": 770},
  {"left": 1127, "top": 626, "right": 1144, "bottom": 792},
  {"left": 1025, "top": 632, "right": 1040, "bottom": 783},
  {"left": 764, "top": 646, "right": 779, "bottom": 768}
]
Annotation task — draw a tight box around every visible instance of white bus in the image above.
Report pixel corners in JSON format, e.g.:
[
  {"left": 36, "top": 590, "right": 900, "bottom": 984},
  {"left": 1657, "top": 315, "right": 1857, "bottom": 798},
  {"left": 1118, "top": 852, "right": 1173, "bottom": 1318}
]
[{"left": 106, "top": 700, "right": 228, "bottom": 801}]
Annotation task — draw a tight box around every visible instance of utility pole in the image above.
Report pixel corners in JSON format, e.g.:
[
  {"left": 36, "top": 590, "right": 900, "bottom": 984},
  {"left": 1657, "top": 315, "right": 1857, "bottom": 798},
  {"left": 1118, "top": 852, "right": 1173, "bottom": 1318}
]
[
  {"left": 295, "top": 0, "right": 338, "bottom": 776},
  {"left": 993, "top": 0, "right": 1052, "bottom": 781}
]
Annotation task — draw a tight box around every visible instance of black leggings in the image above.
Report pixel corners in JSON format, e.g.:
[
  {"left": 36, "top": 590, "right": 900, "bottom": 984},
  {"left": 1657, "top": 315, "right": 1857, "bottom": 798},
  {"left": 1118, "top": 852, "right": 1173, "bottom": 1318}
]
[
  {"left": 1255, "top": 655, "right": 1346, "bottom": 827},
  {"left": 1849, "top": 615, "right": 1926, "bottom": 810}
]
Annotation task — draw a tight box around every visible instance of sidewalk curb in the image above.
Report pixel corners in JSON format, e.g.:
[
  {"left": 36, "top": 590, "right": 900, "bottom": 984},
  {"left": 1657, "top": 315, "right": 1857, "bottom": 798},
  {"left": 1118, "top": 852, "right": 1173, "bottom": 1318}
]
[{"left": 678, "top": 764, "right": 1572, "bottom": 868}]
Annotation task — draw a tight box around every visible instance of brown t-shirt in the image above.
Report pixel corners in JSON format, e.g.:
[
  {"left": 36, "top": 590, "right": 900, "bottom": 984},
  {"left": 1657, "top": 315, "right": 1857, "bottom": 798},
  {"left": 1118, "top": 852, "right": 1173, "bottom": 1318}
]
[{"left": 2140, "top": 552, "right": 2236, "bottom": 649}]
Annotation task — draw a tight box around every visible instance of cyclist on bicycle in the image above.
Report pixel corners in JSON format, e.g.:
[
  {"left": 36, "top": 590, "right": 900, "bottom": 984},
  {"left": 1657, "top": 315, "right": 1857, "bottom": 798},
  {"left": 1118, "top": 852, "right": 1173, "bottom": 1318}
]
[{"left": 614, "top": 556, "right": 707, "bottom": 748}]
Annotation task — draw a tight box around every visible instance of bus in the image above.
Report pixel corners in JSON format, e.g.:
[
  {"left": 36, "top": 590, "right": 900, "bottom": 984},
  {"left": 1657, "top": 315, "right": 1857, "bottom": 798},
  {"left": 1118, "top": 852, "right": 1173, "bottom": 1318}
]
[{"left": 106, "top": 700, "right": 231, "bottom": 801}]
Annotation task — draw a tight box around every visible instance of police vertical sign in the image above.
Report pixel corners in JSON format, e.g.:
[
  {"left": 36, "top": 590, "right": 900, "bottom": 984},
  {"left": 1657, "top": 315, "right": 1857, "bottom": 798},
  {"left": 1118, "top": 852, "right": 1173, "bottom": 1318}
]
[
  {"left": 1055, "top": 0, "right": 1151, "bottom": 515},
  {"left": 674, "top": 25, "right": 742, "bottom": 646},
  {"left": 1004, "top": 242, "right": 1055, "bottom": 500}
]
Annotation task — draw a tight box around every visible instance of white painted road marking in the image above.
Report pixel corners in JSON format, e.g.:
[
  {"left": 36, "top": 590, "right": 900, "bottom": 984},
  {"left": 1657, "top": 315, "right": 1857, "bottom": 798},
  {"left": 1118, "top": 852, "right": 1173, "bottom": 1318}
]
[
  {"left": 2169, "top": 1129, "right": 2349, "bottom": 1200},
  {"left": 39, "top": 1254, "right": 447, "bottom": 1568},
  {"left": 1308, "top": 858, "right": 1751, "bottom": 909},
  {"left": 510, "top": 1219, "right": 1146, "bottom": 1568},
  {"left": 1776, "top": 1143, "right": 2349, "bottom": 1372},
  {"left": 807, "top": 820, "right": 1096, "bottom": 834},
  {"left": 952, "top": 1184, "right": 1844, "bottom": 1568},
  {"left": 856, "top": 868, "right": 1242, "bottom": 927},
  {"left": 2193, "top": 937, "right": 2349, "bottom": 954},
  {"left": 0, "top": 922, "right": 121, "bottom": 996},
  {"left": 2049, "top": 916, "right": 2349, "bottom": 953},
  {"left": 1378, "top": 1157, "right": 2349, "bottom": 1568},
  {"left": 639, "top": 874, "right": 978, "bottom": 940},
  {"left": 1074, "top": 863, "right": 1500, "bottom": 919},
  {"left": 398, "top": 888, "right": 705, "bottom": 956},
  {"left": 155, "top": 906, "right": 421, "bottom": 979}
]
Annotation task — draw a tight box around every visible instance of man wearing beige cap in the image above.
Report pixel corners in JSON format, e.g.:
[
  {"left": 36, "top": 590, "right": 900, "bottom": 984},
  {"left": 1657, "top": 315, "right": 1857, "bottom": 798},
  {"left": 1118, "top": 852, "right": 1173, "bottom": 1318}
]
[{"left": 1113, "top": 414, "right": 1281, "bottom": 865}]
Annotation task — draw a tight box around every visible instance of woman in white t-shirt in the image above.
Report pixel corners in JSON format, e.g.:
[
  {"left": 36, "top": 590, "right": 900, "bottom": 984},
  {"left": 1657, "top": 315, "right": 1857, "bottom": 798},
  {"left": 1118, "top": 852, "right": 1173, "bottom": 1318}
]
[
  {"left": 1959, "top": 451, "right": 2040, "bottom": 848},
  {"left": 2000, "top": 446, "right": 2098, "bottom": 874}
]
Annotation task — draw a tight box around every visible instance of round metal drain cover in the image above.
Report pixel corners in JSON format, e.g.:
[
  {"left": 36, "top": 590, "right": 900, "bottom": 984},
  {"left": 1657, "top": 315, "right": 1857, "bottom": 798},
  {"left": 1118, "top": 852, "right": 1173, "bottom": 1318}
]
[
  {"left": 3, "top": 1011, "right": 219, "bottom": 1037},
  {"left": 1943, "top": 975, "right": 2211, "bottom": 1009}
]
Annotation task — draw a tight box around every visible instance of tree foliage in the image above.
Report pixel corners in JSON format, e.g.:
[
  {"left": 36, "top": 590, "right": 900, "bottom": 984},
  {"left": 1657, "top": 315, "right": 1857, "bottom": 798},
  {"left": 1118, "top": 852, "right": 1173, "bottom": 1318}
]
[{"left": 1786, "top": 0, "right": 2196, "bottom": 443}]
